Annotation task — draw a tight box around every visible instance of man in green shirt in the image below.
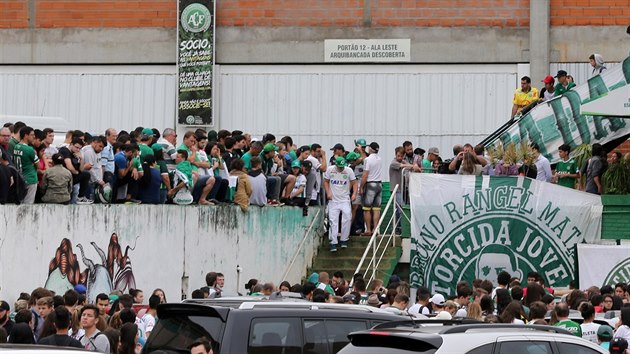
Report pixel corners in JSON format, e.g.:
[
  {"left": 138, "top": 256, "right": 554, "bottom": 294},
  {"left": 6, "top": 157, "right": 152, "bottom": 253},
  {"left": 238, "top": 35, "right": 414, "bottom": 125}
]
[
  {"left": 241, "top": 141, "right": 263, "bottom": 172},
  {"left": 138, "top": 128, "right": 155, "bottom": 163},
  {"left": 553, "top": 70, "right": 576, "bottom": 97},
  {"left": 553, "top": 302, "right": 582, "bottom": 337},
  {"left": 555, "top": 144, "right": 579, "bottom": 189},
  {"left": 12, "top": 126, "right": 40, "bottom": 203},
  {"left": 422, "top": 147, "right": 439, "bottom": 173}
]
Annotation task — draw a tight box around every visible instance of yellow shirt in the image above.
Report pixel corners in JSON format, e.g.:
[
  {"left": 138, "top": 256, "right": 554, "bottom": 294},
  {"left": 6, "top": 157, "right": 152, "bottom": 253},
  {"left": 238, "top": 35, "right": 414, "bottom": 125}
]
[{"left": 513, "top": 87, "right": 539, "bottom": 109}]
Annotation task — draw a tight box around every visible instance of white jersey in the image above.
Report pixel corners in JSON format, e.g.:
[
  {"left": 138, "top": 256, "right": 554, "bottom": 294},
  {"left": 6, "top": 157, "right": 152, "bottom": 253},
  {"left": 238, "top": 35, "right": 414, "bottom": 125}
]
[
  {"left": 580, "top": 322, "right": 599, "bottom": 344},
  {"left": 292, "top": 174, "right": 307, "bottom": 198},
  {"left": 364, "top": 154, "right": 383, "bottom": 182},
  {"left": 306, "top": 155, "right": 322, "bottom": 200},
  {"left": 197, "top": 150, "right": 210, "bottom": 176},
  {"left": 324, "top": 166, "right": 356, "bottom": 203}
]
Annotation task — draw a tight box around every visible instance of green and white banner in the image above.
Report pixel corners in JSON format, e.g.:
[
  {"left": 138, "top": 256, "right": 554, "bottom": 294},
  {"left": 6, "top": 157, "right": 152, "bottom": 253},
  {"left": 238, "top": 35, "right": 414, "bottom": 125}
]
[
  {"left": 177, "top": 0, "right": 215, "bottom": 126},
  {"left": 578, "top": 244, "right": 630, "bottom": 289},
  {"left": 488, "top": 57, "right": 630, "bottom": 164},
  {"left": 409, "top": 174, "right": 602, "bottom": 296}
]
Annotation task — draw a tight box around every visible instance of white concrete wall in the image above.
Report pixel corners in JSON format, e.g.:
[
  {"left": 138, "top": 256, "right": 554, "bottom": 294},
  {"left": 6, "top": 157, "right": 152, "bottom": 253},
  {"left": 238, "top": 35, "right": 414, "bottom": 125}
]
[{"left": 0, "top": 204, "right": 323, "bottom": 305}]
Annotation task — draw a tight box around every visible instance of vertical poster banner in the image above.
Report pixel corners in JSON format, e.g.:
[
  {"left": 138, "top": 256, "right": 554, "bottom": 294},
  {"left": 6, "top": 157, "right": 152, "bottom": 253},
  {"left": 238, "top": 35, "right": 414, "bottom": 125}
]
[
  {"left": 177, "top": 0, "right": 215, "bottom": 126},
  {"left": 577, "top": 244, "right": 630, "bottom": 289},
  {"left": 409, "top": 174, "right": 603, "bottom": 296}
]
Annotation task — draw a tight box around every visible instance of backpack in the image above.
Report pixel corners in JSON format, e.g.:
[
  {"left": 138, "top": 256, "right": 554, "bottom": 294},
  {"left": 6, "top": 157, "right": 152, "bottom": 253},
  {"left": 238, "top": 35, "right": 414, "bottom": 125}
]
[{"left": 79, "top": 331, "right": 104, "bottom": 350}]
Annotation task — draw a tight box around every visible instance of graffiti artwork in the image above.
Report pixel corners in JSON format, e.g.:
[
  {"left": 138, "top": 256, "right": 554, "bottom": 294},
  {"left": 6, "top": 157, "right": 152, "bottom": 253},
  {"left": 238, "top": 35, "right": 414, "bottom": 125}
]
[{"left": 44, "top": 233, "right": 138, "bottom": 303}]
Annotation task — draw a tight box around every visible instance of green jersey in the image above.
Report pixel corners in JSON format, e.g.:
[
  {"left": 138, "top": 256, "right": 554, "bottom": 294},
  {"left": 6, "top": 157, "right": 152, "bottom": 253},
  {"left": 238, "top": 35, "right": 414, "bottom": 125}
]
[
  {"left": 554, "top": 82, "right": 576, "bottom": 96},
  {"left": 178, "top": 144, "right": 199, "bottom": 171},
  {"left": 139, "top": 143, "right": 154, "bottom": 163},
  {"left": 422, "top": 158, "right": 433, "bottom": 173},
  {"left": 556, "top": 158, "right": 578, "bottom": 188},
  {"left": 12, "top": 143, "right": 39, "bottom": 184},
  {"left": 554, "top": 319, "right": 582, "bottom": 337},
  {"left": 242, "top": 152, "right": 253, "bottom": 171},
  {"left": 176, "top": 161, "right": 194, "bottom": 188},
  {"left": 132, "top": 156, "right": 144, "bottom": 173}
]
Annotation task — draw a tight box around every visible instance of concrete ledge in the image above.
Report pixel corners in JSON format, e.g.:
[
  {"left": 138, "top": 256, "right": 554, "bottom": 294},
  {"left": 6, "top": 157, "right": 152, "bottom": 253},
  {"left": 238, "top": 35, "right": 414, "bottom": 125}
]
[{"left": 0, "top": 204, "right": 323, "bottom": 304}]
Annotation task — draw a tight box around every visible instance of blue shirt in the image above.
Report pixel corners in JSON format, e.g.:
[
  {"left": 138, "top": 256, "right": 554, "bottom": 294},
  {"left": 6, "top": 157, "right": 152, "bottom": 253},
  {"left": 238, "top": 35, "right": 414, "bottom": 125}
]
[
  {"left": 114, "top": 151, "right": 128, "bottom": 172},
  {"left": 138, "top": 168, "right": 162, "bottom": 204},
  {"left": 101, "top": 143, "right": 115, "bottom": 173}
]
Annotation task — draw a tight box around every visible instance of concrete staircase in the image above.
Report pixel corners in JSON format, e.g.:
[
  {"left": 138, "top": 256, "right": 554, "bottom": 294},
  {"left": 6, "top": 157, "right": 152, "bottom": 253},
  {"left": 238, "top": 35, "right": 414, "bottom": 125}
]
[{"left": 308, "top": 234, "right": 402, "bottom": 282}]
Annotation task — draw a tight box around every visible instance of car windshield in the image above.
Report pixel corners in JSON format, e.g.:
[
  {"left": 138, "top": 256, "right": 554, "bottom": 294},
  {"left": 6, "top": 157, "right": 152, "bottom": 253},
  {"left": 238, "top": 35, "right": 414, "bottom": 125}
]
[{"left": 143, "top": 315, "right": 224, "bottom": 353}]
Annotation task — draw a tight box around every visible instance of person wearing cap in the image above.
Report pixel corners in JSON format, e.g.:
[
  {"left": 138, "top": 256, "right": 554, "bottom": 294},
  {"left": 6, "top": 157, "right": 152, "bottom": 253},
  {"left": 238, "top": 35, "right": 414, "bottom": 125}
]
[
  {"left": 360, "top": 142, "right": 383, "bottom": 237},
  {"left": 539, "top": 75, "right": 555, "bottom": 101},
  {"left": 421, "top": 147, "right": 440, "bottom": 173},
  {"left": 346, "top": 151, "right": 365, "bottom": 235},
  {"left": 261, "top": 143, "right": 283, "bottom": 205},
  {"left": 138, "top": 128, "right": 155, "bottom": 163},
  {"left": 324, "top": 156, "right": 357, "bottom": 252},
  {"left": 286, "top": 159, "right": 307, "bottom": 206},
  {"left": 0, "top": 300, "right": 14, "bottom": 336},
  {"left": 329, "top": 143, "right": 345, "bottom": 164},
  {"left": 354, "top": 138, "right": 367, "bottom": 155},
  {"left": 389, "top": 147, "right": 416, "bottom": 234},
  {"left": 553, "top": 70, "right": 576, "bottom": 97},
  {"left": 598, "top": 325, "right": 613, "bottom": 350},
  {"left": 511, "top": 76, "right": 539, "bottom": 119},
  {"left": 430, "top": 294, "right": 450, "bottom": 318},
  {"left": 610, "top": 337, "right": 628, "bottom": 354}
]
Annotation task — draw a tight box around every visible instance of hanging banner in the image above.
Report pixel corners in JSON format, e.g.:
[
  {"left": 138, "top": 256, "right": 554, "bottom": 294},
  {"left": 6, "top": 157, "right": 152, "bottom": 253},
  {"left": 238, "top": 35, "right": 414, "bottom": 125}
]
[
  {"left": 486, "top": 57, "right": 630, "bottom": 164},
  {"left": 577, "top": 244, "right": 630, "bottom": 289},
  {"left": 409, "top": 174, "right": 602, "bottom": 296},
  {"left": 177, "top": 0, "right": 215, "bottom": 126}
]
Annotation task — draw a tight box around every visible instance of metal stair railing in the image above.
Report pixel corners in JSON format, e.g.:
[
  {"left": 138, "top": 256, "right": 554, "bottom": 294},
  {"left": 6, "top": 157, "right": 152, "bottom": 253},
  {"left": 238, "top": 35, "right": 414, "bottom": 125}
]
[
  {"left": 280, "top": 208, "right": 322, "bottom": 283},
  {"left": 350, "top": 183, "right": 400, "bottom": 288}
]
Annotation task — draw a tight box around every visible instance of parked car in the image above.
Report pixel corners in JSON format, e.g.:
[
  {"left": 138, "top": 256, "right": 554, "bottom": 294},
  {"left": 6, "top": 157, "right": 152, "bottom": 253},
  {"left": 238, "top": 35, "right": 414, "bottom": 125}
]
[
  {"left": 0, "top": 344, "right": 90, "bottom": 353},
  {"left": 143, "top": 301, "right": 406, "bottom": 354},
  {"left": 338, "top": 323, "right": 608, "bottom": 354}
]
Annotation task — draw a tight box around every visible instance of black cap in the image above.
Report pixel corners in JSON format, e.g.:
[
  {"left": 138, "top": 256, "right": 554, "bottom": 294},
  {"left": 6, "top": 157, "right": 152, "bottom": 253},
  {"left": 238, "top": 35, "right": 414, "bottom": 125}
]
[
  {"left": 610, "top": 338, "right": 628, "bottom": 352},
  {"left": 301, "top": 160, "right": 312, "bottom": 169},
  {"left": 369, "top": 142, "right": 379, "bottom": 152},
  {"left": 330, "top": 143, "right": 345, "bottom": 151},
  {"left": 0, "top": 300, "right": 9, "bottom": 312},
  {"left": 555, "top": 70, "right": 567, "bottom": 78}
]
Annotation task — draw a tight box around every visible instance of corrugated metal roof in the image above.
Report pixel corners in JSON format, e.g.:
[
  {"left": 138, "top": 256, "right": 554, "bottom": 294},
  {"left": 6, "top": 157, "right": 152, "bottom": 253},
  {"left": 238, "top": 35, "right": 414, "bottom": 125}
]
[{"left": 0, "top": 66, "right": 177, "bottom": 135}]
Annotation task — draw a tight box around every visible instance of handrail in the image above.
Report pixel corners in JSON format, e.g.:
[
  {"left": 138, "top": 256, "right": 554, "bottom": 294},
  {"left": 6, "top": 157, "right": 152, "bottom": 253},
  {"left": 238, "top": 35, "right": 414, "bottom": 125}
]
[
  {"left": 350, "top": 183, "right": 400, "bottom": 287},
  {"left": 280, "top": 208, "right": 321, "bottom": 282}
]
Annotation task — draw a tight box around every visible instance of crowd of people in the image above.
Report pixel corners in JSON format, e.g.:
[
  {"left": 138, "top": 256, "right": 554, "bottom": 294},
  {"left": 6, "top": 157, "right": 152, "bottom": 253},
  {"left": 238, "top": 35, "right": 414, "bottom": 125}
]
[
  {"left": 234, "top": 270, "right": 630, "bottom": 354},
  {"left": 0, "top": 286, "right": 164, "bottom": 353},
  {"left": 4, "top": 269, "right": 630, "bottom": 353}
]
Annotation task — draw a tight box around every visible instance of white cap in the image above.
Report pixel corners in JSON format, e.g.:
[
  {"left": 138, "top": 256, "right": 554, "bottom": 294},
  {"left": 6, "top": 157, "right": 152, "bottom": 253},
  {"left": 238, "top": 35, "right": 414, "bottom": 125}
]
[
  {"left": 430, "top": 293, "right": 445, "bottom": 306},
  {"left": 434, "top": 310, "right": 452, "bottom": 320}
]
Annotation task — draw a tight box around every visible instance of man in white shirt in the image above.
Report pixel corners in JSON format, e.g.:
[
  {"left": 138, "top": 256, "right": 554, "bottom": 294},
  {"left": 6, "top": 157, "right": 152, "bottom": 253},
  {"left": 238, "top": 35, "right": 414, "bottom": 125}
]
[
  {"left": 306, "top": 143, "right": 327, "bottom": 204},
  {"left": 360, "top": 142, "right": 383, "bottom": 236},
  {"left": 531, "top": 144, "right": 552, "bottom": 182},
  {"left": 324, "top": 156, "right": 357, "bottom": 252}
]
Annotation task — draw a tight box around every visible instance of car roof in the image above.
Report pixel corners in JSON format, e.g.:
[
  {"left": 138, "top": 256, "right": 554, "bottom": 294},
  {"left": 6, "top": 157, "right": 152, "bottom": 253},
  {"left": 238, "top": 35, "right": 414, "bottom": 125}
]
[
  {"left": 345, "top": 324, "right": 606, "bottom": 353},
  {"left": 158, "top": 301, "right": 405, "bottom": 322},
  {"left": 0, "top": 344, "right": 91, "bottom": 353}
]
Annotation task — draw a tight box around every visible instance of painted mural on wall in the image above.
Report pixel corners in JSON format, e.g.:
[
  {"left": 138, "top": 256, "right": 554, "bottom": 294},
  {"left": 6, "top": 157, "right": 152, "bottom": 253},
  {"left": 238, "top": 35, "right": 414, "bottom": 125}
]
[{"left": 44, "top": 233, "right": 138, "bottom": 303}]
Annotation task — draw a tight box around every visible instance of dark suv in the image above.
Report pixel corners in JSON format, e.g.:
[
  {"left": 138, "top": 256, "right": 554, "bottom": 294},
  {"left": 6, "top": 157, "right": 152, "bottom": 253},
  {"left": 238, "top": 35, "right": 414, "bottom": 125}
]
[{"left": 143, "top": 302, "right": 405, "bottom": 354}]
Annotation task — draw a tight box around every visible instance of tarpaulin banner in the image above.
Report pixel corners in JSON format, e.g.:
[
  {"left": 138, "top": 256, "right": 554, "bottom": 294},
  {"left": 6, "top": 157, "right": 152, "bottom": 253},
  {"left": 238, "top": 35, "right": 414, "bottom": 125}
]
[
  {"left": 577, "top": 244, "right": 630, "bottom": 289},
  {"left": 177, "top": 0, "right": 215, "bottom": 126},
  {"left": 409, "top": 174, "right": 602, "bottom": 296},
  {"left": 487, "top": 57, "right": 630, "bottom": 164}
]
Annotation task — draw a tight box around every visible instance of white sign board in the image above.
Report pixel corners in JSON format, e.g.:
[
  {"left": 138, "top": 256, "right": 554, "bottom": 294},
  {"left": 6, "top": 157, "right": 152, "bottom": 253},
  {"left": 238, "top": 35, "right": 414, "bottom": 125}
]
[
  {"left": 581, "top": 84, "right": 630, "bottom": 117},
  {"left": 325, "top": 39, "right": 411, "bottom": 63},
  {"left": 577, "top": 244, "right": 630, "bottom": 288}
]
